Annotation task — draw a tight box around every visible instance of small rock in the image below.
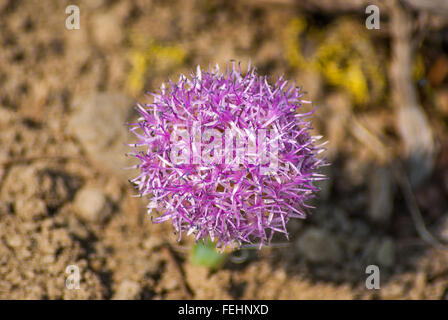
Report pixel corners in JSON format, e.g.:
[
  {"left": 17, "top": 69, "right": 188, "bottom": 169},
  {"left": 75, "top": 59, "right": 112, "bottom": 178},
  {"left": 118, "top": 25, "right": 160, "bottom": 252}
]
[
  {"left": 376, "top": 238, "right": 396, "bottom": 268},
  {"left": 297, "top": 228, "right": 342, "bottom": 264},
  {"left": 113, "top": 280, "right": 140, "bottom": 300},
  {"left": 7, "top": 234, "right": 22, "bottom": 248},
  {"left": 68, "top": 93, "right": 137, "bottom": 178},
  {"left": 368, "top": 166, "right": 394, "bottom": 225},
  {"left": 1, "top": 165, "right": 39, "bottom": 201},
  {"left": 74, "top": 187, "right": 111, "bottom": 222}
]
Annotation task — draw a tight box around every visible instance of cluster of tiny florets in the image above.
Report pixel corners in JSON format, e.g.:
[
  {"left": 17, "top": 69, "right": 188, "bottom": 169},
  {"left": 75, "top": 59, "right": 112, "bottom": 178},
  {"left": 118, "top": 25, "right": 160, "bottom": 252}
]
[{"left": 128, "top": 63, "right": 325, "bottom": 249}]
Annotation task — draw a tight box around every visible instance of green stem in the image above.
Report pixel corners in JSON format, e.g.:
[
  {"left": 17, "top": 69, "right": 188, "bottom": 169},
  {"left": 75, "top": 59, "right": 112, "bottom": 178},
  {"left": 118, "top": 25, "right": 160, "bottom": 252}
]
[{"left": 191, "top": 239, "right": 227, "bottom": 270}]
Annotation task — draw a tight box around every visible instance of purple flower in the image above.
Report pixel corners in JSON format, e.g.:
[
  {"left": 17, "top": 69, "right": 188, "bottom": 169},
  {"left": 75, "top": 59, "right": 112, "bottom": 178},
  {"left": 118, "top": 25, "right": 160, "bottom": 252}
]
[{"left": 128, "top": 62, "right": 326, "bottom": 249}]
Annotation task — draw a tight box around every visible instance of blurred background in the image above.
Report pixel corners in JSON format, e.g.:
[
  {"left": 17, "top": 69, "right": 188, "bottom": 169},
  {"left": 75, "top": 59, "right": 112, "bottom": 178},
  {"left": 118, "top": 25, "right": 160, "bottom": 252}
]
[{"left": 1, "top": 0, "right": 448, "bottom": 299}]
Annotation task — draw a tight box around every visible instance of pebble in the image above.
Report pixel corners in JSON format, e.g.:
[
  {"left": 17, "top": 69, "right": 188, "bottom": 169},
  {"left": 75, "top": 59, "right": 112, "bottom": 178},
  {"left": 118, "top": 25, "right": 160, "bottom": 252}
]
[
  {"left": 1, "top": 165, "right": 39, "bottom": 201},
  {"left": 7, "top": 234, "right": 22, "bottom": 248},
  {"left": 297, "top": 228, "right": 342, "bottom": 264},
  {"left": 74, "top": 187, "right": 111, "bottom": 222}
]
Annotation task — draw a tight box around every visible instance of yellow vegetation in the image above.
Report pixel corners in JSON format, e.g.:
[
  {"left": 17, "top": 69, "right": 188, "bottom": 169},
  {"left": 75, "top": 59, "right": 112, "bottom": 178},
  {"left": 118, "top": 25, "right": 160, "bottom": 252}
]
[
  {"left": 127, "top": 39, "right": 187, "bottom": 94},
  {"left": 284, "top": 18, "right": 386, "bottom": 105}
]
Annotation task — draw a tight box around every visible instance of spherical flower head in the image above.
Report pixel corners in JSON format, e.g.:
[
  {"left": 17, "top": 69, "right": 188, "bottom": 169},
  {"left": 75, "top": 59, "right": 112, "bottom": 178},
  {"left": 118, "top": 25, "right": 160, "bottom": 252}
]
[{"left": 128, "top": 62, "right": 326, "bottom": 249}]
